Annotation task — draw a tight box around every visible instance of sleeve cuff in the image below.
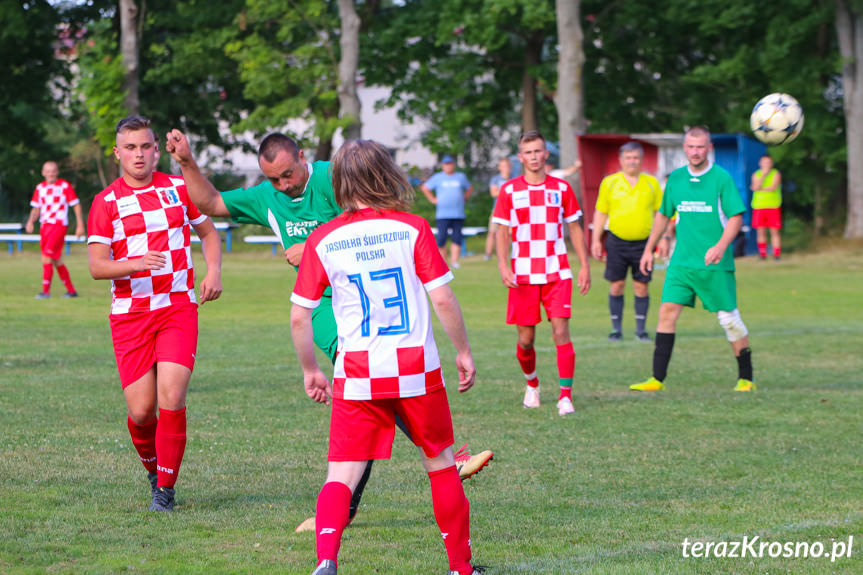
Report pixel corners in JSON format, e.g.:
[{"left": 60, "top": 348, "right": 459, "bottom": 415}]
[
  {"left": 424, "top": 270, "right": 454, "bottom": 292},
  {"left": 87, "top": 235, "right": 112, "bottom": 245},
  {"left": 564, "top": 210, "right": 583, "bottom": 223},
  {"left": 290, "top": 292, "right": 321, "bottom": 309}
]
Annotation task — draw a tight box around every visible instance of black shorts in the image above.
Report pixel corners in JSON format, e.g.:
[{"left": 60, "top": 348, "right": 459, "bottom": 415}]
[
  {"left": 436, "top": 218, "right": 464, "bottom": 247},
  {"left": 604, "top": 232, "right": 651, "bottom": 283}
]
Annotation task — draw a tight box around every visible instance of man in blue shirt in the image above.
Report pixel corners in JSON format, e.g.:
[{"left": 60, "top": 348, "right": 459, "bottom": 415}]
[{"left": 421, "top": 155, "right": 473, "bottom": 268}]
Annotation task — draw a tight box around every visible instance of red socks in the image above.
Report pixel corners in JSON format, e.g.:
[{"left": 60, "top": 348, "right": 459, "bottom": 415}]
[
  {"left": 316, "top": 481, "right": 353, "bottom": 565},
  {"left": 516, "top": 343, "right": 538, "bottom": 386},
  {"left": 56, "top": 264, "right": 75, "bottom": 293},
  {"left": 127, "top": 416, "right": 157, "bottom": 473},
  {"left": 773, "top": 246, "right": 781, "bottom": 258},
  {"left": 429, "top": 465, "right": 472, "bottom": 575},
  {"left": 155, "top": 407, "right": 187, "bottom": 488},
  {"left": 42, "top": 263, "right": 53, "bottom": 293},
  {"left": 757, "top": 242, "right": 767, "bottom": 258}
]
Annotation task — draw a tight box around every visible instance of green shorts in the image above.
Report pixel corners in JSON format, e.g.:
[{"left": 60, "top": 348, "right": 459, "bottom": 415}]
[
  {"left": 661, "top": 266, "right": 738, "bottom": 312},
  {"left": 312, "top": 293, "right": 339, "bottom": 364}
]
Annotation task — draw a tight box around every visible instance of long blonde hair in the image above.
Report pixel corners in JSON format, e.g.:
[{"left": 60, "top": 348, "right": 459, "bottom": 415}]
[{"left": 331, "top": 140, "right": 414, "bottom": 213}]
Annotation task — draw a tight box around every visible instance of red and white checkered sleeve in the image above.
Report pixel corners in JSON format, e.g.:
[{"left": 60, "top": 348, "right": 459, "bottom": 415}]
[
  {"left": 87, "top": 193, "right": 113, "bottom": 246},
  {"left": 64, "top": 181, "right": 80, "bottom": 207},
  {"left": 290, "top": 233, "right": 329, "bottom": 309},
  {"left": 414, "top": 218, "right": 452, "bottom": 291},
  {"left": 562, "top": 181, "right": 582, "bottom": 223},
  {"left": 30, "top": 187, "right": 41, "bottom": 208},
  {"left": 491, "top": 183, "right": 512, "bottom": 226}
]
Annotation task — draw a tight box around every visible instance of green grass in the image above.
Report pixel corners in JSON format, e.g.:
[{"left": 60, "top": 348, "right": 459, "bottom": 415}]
[{"left": 1, "top": 241, "right": 862, "bottom": 574}]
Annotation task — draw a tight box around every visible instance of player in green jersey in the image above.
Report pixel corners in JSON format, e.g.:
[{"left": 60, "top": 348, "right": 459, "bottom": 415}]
[
  {"left": 164, "top": 129, "right": 493, "bottom": 530},
  {"left": 631, "top": 126, "right": 755, "bottom": 393}
]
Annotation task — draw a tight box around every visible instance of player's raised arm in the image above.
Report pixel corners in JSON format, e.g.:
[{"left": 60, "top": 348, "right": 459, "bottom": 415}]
[
  {"left": 164, "top": 129, "right": 231, "bottom": 218},
  {"left": 428, "top": 284, "right": 476, "bottom": 393}
]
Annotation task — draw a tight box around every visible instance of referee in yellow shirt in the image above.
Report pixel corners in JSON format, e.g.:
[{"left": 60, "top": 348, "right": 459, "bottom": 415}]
[{"left": 591, "top": 142, "right": 669, "bottom": 342}]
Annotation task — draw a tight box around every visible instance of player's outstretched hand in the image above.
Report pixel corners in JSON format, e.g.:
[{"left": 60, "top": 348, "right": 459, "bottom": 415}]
[
  {"left": 164, "top": 129, "right": 192, "bottom": 164},
  {"left": 704, "top": 244, "right": 724, "bottom": 266},
  {"left": 304, "top": 369, "right": 332, "bottom": 405},
  {"left": 285, "top": 242, "right": 305, "bottom": 267},
  {"left": 456, "top": 352, "right": 476, "bottom": 393},
  {"left": 577, "top": 266, "right": 591, "bottom": 295},
  {"left": 136, "top": 250, "right": 167, "bottom": 272},
  {"left": 199, "top": 271, "right": 223, "bottom": 305},
  {"left": 639, "top": 250, "right": 654, "bottom": 276}
]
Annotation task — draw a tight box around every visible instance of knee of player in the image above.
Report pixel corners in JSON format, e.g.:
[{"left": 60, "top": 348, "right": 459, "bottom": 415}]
[
  {"left": 717, "top": 309, "right": 748, "bottom": 342},
  {"left": 128, "top": 407, "right": 156, "bottom": 424}
]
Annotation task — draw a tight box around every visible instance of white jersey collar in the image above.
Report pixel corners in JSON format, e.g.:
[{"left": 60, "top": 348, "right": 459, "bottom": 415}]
[
  {"left": 291, "top": 162, "right": 314, "bottom": 202},
  {"left": 687, "top": 161, "right": 713, "bottom": 178}
]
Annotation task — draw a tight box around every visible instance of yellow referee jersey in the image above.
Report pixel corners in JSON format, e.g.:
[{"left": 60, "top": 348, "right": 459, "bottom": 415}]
[{"left": 595, "top": 171, "right": 662, "bottom": 241}]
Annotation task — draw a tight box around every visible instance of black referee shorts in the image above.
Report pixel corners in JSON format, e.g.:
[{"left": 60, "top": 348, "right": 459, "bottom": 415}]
[{"left": 604, "top": 232, "right": 651, "bottom": 283}]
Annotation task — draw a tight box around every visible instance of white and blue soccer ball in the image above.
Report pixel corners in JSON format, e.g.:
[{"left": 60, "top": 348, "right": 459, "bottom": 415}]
[{"left": 750, "top": 93, "right": 804, "bottom": 145}]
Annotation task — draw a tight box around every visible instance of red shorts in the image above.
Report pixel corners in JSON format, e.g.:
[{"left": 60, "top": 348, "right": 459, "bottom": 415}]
[
  {"left": 506, "top": 278, "right": 572, "bottom": 325},
  {"left": 109, "top": 303, "right": 198, "bottom": 388},
  {"left": 752, "top": 208, "right": 781, "bottom": 229},
  {"left": 328, "top": 387, "right": 455, "bottom": 461},
  {"left": 40, "top": 223, "right": 67, "bottom": 259}
]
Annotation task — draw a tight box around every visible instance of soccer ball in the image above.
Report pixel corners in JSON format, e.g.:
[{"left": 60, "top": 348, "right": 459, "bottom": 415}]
[{"left": 749, "top": 93, "right": 804, "bottom": 145}]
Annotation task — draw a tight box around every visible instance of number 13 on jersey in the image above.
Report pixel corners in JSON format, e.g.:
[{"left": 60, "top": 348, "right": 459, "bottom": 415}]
[{"left": 347, "top": 267, "right": 411, "bottom": 337}]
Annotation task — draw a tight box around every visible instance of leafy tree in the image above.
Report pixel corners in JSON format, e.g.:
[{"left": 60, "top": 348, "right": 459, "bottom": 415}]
[
  {"left": 835, "top": 0, "right": 863, "bottom": 237},
  {"left": 582, "top": 0, "right": 844, "bottom": 235},
  {"left": 363, "top": 0, "right": 560, "bottom": 164},
  {"left": 224, "top": 0, "right": 346, "bottom": 159},
  {"left": 0, "top": 0, "right": 65, "bottom": 217}
]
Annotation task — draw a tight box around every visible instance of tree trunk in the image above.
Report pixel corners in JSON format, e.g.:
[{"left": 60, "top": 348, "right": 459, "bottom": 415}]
[
  {"left": 316, "top": 136, "right": 333, "bottom": 162},
  {"left": 521, "top": 32, "right": 544, "bottom": 132},
  {"left": 119, "top": 0, "right": 140, "bottom": 114},
  {"left": 337, "top": 0, "right": 362, "bottom": 141},
  {"left": 836, "top": 0, "right": 863, "bottom": 238},
  {"left": 555, "top": 0, "right": 586, "bottom": 188}
]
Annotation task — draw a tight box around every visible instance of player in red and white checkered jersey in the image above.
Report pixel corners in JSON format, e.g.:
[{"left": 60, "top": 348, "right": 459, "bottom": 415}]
[
  {"left": 25, "top": 161, "right": 85, "bottom": 298},
  {"left": 290, "top": 140, "right": 480, "bottom": 575},
  {"left": 492, "top": 131, "right": 591, "bottom": 417},
  {"left": 87, "top": 116, "right": 223, "bottom": 512}
]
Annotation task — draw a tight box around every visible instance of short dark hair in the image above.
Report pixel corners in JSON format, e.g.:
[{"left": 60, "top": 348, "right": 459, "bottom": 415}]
[
  {"left": 259, "top": 133, "right": 300, "bottom": 163},
  {"left": 619, "top": 141, "right": 644, "bottom": 156},
  {"left": 518, "top": 130, "right": 546, "bottom": 147},
  {"left": 116, "top": 115, "right": 151, "bottom": 134}
]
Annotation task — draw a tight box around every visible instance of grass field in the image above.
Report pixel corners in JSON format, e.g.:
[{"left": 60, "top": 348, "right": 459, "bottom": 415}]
[{"left": 2, "top": 240, "right": 862, "bottom": 574}]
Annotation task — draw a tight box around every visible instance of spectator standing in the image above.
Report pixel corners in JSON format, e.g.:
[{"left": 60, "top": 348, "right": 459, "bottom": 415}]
[{"left": 421, "top": 155, "right": 473, "bottom": 269}]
